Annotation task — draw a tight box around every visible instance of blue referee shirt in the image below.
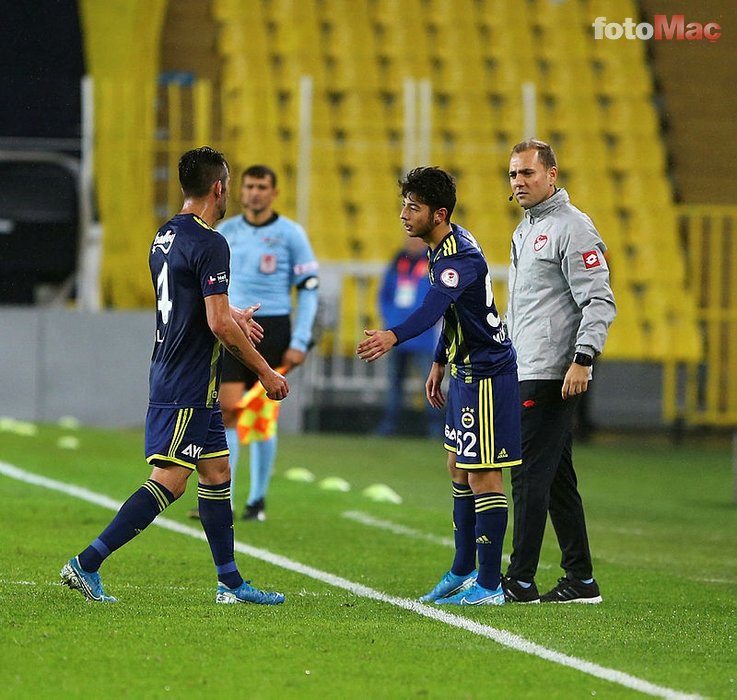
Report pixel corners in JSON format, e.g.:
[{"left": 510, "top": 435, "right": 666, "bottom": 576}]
[{"left": 219, "top": 212, "right": 319, "bottom": 352}]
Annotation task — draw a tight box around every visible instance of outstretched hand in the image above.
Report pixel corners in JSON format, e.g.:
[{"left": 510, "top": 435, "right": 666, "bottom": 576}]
[
  {"left": 232, "top": 303, "right": 264, "bottom": 344},
  {"left": 356, "top": 329, "right": 398, "bottom": 363}
]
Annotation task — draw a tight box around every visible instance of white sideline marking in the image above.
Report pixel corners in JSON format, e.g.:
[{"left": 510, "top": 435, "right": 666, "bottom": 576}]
[
  {"left": 342, "top": 510, "right": 456, "bottom": 548},
  {"left": 342, "top": 510, "right": 553, "bottom": 571},
  {"left": 0, "top": 461, "right": 702, "bottom": 700}
]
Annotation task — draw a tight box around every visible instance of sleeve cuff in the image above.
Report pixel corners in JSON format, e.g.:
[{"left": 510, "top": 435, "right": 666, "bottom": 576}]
[{"left": 575, "top": 344, "right": 596, "bottom": 357}]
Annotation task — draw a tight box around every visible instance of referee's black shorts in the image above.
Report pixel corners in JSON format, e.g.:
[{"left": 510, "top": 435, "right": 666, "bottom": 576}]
[{"left": 221, "top": 315, "right": 291, "bottom": 389}]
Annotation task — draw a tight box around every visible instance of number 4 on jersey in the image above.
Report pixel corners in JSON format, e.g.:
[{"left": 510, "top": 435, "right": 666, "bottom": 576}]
[
  {"left": 156, "top": 261, "right": 172, "bottom": 343},
  {"left": 157, "top": 261, "right": 173, "bottom": 324}
]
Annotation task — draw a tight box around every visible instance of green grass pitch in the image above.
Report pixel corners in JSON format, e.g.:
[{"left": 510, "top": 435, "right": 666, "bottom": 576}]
[{"left": 1, "top": 425, "right": 735, "bottom": 698}]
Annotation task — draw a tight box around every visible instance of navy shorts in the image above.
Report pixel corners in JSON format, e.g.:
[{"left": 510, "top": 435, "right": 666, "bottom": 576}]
[
  {"left": 443, "top": 372, "right": 522, "bottom": 470},
  {"left": 145, "top": 406, "right": 229, "bottom": 470}
]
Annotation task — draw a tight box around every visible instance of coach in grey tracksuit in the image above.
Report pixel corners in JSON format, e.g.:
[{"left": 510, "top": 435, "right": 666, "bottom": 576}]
[{"left": 502, "top": 139, "right": 616, "bottom": 604}]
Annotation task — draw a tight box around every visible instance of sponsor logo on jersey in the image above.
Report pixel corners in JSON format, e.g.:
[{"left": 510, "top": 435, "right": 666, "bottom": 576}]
[
  {"left": 497, "top": 447, "right": 509, "bottom": 459},
  {"left": 533, "top": 234, "right": 548, "bottom": 252},
  {"left": 208, "top": 271, "right": 228, "bottom": 286},
  {"left": 582, "top": 250, "right": 602, "bottom": 269},
  {"left": 440, "top": 268, "right": 459, "bottom": 288},
  {"left": 152, "top": 229, "right": 176, "bottom": 254},
  {"left": 181, "top": 443, "right": 203, "bottom": 459}
]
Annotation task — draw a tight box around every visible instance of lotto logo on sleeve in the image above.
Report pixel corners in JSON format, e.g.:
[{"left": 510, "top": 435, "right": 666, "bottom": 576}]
[{"left": 582, "top": 250, "right": 602, "bottom": 269}]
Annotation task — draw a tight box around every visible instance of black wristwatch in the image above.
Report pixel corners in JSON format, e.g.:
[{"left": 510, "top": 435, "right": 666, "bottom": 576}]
[{"left": 573, "top": 352, "right": 593, "bottom": 367}]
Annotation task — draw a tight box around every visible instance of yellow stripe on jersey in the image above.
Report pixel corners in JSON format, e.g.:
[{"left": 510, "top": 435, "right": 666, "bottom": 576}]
[
  {"left": 441, "top": 235, "right": 457, "bottom": 257},
  {"left": 479, "top": 378, "right": 494, "bottom": 464},
  {"left": 206, "top": 341, "right": 221, "bottom": 408},
  {"left": 168, "top": 408, "right": 193, "bottom": 460},
  {"left": 456, "top": 323, "right": 473, "bottom": 381},
  {"left": 142, "top": 480, "right": 171, "bottom": 512},
  {"left": 192, "top": 214, "right": 215, "bottom": 231}
]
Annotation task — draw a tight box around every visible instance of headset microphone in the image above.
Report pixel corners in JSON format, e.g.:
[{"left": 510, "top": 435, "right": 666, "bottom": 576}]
[{"left": 508, "top": 194, "right": 514, "bottom": 201}]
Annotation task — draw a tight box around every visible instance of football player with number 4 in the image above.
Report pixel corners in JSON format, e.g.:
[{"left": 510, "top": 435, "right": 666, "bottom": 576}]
[
  {"left": 60, "top": 147, "right": 288, "bottom": 605},
  {"left": 357, "top": 167, "right": 521, "bottom": 606}
]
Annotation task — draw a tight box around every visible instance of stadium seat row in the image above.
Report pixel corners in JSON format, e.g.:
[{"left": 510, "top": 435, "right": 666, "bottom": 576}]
[{"left": 202, "top": 0, "right": 701, "bottom": 361}]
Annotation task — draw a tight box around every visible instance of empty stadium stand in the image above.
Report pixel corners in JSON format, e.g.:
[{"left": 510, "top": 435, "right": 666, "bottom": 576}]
[
  {"left": 641, "top": 0, "right": 736, "bottom": 204},
  {"left": 80, "top": 0, "right": 707, "bottom": 368}
]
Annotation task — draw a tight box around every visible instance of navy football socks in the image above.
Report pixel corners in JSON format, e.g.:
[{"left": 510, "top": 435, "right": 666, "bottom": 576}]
[
  {"left": 473, "top": 492, "right": 508, "bottom": 591},
  {"left": 197, "top": 481, "right": 243, "bottom": 589},
  {"left": 450, "top": 482, "right": 476, "bottom": 576},
  {"left": 78, "top": 479, "right": 175, "bottom": 572}
]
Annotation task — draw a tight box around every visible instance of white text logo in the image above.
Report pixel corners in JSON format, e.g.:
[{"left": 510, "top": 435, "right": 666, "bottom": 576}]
[
  {"left": 592, "top": 16, "right": 721, "bottom": 42},
  {"left": 182, "top": 444, "right": 202, "bottom": 459},
  {"left": 152, "top": 229, "right": 176, "bottom": 254}
]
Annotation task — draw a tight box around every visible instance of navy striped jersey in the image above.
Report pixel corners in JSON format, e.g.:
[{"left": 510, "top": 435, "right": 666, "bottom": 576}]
[
  {"left": 148, "top": 213, "right": 230, "bottom": 408},
  {"left": 430, "top": 224, "right": 517, "bottom": 380}
]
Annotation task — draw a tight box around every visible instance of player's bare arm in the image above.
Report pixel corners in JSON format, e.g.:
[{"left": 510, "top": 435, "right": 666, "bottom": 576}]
[
  {"left": 206, "top": 294, "right": 289, "bottom": 400},
  {"left": 425, "top": 362, "right": 446, "bottom": 409},
  {"left": 356, "top": 329, "right": 398, "bottom": 362},
  {"left": 562, "top": 362, "right": 590, "bottom": 400}
]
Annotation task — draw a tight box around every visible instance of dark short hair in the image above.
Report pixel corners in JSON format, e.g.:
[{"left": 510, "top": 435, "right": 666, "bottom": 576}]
[
  {"left": 511, "top": 138, "right": 557, "bottom": 170},
  {"left": 178, "top": 147, "right": 229, "bottom": 197},
  {"left": 399, "top": 167, "right": 456, "bottom": 221},
  {"left": 242, "top": 164, "right": 277, "bottom": 188}
]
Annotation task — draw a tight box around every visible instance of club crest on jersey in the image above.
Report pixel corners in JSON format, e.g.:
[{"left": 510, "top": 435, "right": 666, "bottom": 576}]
[
  {"left": 582, "top": 250, "right": 602, "bottom": 269},
  {"left": 260, "top": 254, "right": 277, "bottom": 274},
  {"left": 461, "top": 407, "right": 475, "bottom": 429},
  {"left": 152, "top": 229, "right": 176, "bottom": 254},
  {"left": 533, "top": 234, "right": 548, "bottom": 252},
  {"left": 440, "top": 268, "right": 459, "bottom": 288}
]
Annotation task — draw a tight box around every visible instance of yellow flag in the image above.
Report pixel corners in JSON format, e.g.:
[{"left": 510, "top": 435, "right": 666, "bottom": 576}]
[{"left": 235, "top": 367, "right": 286, "bottom": 444}]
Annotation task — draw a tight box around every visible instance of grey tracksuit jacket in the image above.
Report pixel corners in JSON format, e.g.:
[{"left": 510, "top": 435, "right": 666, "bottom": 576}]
[{"left": 506, "top": 188, "right": 616, "bottom": 381}]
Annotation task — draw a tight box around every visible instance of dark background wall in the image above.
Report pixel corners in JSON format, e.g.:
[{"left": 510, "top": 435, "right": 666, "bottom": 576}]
[{"left": 0, "top": 1, "right": 84, "bottom": 139}]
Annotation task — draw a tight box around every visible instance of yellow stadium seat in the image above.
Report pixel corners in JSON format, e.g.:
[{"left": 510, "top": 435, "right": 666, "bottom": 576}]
[
  {"left": 600, "top": 95, "right": 661, "bottom": 137},
  {"left": 609, "top": 134, "right": 668, "bottom": 175}
]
